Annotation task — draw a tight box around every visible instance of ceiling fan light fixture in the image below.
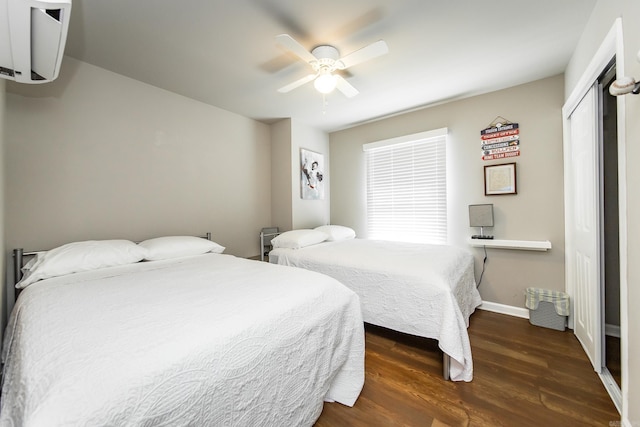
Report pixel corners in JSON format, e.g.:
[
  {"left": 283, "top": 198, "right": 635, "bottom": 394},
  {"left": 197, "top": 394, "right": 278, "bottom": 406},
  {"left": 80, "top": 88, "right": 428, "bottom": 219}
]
[
  {"left": 314, "top": 72, "right": 337, "bottom": 94},
  {"left": 276, "top": 34, "right": 388, "bottom": 98}
]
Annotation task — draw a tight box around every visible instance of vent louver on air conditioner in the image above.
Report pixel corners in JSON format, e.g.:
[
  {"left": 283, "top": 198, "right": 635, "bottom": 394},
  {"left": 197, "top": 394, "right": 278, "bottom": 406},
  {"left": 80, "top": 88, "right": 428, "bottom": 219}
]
[{"left": 0, "top": 0, "right": 72, "bottom": 84}]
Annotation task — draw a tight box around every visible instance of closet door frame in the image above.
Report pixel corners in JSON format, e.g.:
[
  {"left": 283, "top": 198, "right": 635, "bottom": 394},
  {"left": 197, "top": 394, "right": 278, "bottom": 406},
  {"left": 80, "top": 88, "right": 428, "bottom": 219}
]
[{"left": 561, "top": 18, "right": 627, "bottom": 414}]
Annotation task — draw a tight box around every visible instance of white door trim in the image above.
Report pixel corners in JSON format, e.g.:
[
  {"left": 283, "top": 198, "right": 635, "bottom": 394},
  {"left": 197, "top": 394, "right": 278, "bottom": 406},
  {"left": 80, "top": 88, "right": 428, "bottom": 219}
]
[{"left": 561, "top": 17, "right": 627, "bottom": 416}]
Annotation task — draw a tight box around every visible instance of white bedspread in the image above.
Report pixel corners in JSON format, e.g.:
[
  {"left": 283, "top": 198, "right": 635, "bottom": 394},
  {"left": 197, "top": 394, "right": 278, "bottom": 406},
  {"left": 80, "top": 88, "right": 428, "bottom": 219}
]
[
  {"left": 1, "top": 254, "right": 364, "bottom": 426},
  {"left": 270, "top": 239, "right": 482, "bottom": 381}
]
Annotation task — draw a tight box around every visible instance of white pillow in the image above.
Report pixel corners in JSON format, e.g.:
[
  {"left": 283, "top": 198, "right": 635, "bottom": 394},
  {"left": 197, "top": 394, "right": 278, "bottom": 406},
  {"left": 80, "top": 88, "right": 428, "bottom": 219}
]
[
  {"left": 314, "top": 225, "right": 356, "bottom": 241},
  {"left": 139, "top": 236, "right": 225, "bottom": 261},
  {"left": 271, "top": 229, "right": 328, "bottom": 249},
  {"left": 17, "top": 240, "right": 148, "bottom": 289}
]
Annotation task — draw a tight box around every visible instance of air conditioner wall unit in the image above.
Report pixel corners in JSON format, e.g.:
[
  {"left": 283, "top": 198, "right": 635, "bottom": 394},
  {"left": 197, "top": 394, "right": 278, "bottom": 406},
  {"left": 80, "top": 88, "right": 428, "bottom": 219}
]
[{"left": 0, "top": 0, "right": 72, "bottom": 84}]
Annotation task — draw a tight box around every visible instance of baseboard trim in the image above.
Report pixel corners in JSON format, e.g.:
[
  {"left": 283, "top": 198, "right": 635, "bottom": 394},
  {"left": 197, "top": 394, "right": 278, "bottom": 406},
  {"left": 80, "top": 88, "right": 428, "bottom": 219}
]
[
  {"left": 605, "top": 323, "right": 620, "bottom": 338},
  {"left": 478, "top": 301, "right": 529, "bottom": 319}
]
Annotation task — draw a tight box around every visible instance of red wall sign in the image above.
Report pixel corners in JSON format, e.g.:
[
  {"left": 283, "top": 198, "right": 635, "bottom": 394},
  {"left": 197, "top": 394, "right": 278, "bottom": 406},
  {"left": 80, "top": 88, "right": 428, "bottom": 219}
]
[{"left": 481, "top": 123, "right": 520, "bottom": 160}]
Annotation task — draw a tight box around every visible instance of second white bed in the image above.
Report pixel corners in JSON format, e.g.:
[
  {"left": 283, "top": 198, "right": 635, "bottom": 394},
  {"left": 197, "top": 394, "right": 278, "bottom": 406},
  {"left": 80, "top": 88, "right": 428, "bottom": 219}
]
[{"left": 270, "top": 238, "right": 482, "bottom": 382}]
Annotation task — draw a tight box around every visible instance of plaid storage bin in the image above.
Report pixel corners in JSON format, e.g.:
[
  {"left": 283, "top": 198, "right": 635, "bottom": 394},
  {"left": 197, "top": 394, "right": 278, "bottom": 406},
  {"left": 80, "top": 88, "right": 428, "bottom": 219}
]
[{"left": 525, "top": 287, "right": 569, "bottom": 331}]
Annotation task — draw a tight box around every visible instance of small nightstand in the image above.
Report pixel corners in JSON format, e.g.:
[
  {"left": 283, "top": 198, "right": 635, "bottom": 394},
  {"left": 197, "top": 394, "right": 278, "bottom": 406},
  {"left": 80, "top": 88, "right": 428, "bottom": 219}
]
[{"left": 260, "top": 228, "right": 280, "bottom": 261}]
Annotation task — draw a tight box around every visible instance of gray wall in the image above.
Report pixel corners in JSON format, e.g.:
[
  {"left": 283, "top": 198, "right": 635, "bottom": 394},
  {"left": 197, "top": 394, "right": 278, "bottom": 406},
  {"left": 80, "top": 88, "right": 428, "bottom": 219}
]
[
  {"left": 291, "top": 119, "right": 330, "bottom": 229},
  {"left": 270, "top": 119, "right": 293, "bottom": 231},
  {"left": 564, "top": 0, "right": 640, "bottom": 424},
  {"left": 5, "top": 57, "right": 271, "bottom": 258},
  {"left": 329, "top": 75, "right": 566, "bottom": 309},
  {"left": 270, "top": 118, "right": 330, "bottom": 232}
]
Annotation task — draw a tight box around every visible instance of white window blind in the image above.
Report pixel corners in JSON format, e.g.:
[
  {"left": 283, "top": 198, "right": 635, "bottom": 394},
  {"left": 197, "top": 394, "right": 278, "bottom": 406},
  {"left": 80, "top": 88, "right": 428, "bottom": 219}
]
[{"left": 363, "top": 128, "right": 447, "bottom": 244}]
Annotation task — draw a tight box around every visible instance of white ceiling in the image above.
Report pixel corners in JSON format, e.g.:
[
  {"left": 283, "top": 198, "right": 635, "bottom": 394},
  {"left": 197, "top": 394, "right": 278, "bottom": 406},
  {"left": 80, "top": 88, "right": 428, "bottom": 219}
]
[{"left": 64, "top": 0, "right": 597, "bottom": 132}]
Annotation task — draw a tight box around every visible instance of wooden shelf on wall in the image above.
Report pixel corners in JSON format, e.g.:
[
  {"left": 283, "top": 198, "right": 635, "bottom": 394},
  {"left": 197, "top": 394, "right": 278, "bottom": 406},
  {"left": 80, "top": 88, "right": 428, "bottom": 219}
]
[{"left": 467, "top": 238, "right": 552, "bottom": 251}]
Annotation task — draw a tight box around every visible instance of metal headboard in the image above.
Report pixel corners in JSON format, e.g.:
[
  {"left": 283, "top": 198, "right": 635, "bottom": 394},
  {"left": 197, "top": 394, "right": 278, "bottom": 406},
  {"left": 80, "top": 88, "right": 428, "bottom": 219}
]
[{"left": 12, "top": 248, "right": 38, "bottom": 286}]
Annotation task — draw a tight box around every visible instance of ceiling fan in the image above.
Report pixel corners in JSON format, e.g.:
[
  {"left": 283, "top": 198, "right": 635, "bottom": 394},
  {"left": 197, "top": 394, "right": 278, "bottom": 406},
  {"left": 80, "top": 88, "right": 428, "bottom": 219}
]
[{"left": 276, "top": 34, "right": 388, "bottom": 98}]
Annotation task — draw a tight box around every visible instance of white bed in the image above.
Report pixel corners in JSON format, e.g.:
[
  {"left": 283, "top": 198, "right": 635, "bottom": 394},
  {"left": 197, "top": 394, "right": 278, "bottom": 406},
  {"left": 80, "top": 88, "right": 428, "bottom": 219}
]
[
  {"left": 269, "top": 231, "right": 482, "bottom": 382},
  {"left": 1, "top": 241, "right": 364, "bottom": 426}
]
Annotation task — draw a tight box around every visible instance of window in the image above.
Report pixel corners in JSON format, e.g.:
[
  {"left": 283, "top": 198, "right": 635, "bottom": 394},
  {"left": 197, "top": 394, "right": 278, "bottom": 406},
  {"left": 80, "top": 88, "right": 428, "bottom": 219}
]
[{"left": 363, "top": 128, "right": 447, "bottom": 244}]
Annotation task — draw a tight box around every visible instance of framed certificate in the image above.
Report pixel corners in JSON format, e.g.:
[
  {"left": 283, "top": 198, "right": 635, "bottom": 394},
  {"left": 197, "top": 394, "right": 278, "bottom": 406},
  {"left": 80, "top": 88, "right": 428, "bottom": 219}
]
[{"left": 484, "top": 163, "right": 517, "bottom": 195}]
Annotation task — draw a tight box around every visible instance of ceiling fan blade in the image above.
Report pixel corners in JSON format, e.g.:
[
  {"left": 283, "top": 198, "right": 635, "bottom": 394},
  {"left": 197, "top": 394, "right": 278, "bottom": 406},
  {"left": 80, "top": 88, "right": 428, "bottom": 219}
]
[
  {"left": 336, "top": 40, "right": 388, "bottom": 69},
  {"left": 276, "top": 34, "right": 317, "bottom": 64},
  {"left": 335, "top": 75, "right": 359, "bottom": 98},
  {"left": 277, "top": 73, "right": 317, "bottom": 93}
]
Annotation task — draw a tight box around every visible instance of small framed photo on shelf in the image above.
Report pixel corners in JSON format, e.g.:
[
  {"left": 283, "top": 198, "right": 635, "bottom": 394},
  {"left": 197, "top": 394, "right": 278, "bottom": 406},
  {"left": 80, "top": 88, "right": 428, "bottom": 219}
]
[{"left": 484, "top": 162, "right": 517, "bottom": 195}]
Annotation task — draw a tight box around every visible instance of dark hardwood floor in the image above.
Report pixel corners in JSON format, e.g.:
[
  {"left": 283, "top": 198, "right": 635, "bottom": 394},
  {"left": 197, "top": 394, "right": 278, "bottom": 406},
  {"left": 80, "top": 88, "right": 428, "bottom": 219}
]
[{"left": 315, "top": 310, "right": 619, "bottom": 427}]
